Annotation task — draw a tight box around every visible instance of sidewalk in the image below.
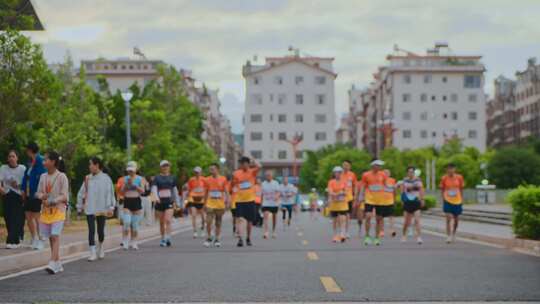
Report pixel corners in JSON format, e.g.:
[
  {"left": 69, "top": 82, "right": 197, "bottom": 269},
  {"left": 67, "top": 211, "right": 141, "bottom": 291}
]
[
  {"left": 396, "top": 214, "right": 540, "bottom": 256},
  {"left": 0, "top": 217, "right": 191, "bottom": 276}
]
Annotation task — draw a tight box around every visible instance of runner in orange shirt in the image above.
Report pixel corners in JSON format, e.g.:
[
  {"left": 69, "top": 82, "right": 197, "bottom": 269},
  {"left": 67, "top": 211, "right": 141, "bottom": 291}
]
[
  {"left": 231, "top": 156, "right": 260, "bottom": 247},
  {"left": 380, "top": 169, "right": 397, "bottom": 239},
  {"left": 358, "top": 160, "right": 390, "bottom": 246},
  {"left": 187, "top": 167, "right": 207, "bottom": 238},
  {"left": 440, "top": 163, "right": 465, "bottom": 243},
  {"left": 340, "top": 160, "right": 357, "bottom": 239},
  {"left": 328, "top": 166, "right": 349, "bottom": 243},
  {"left": 203, "top": 163, "right": 229, "bottom": 248}
]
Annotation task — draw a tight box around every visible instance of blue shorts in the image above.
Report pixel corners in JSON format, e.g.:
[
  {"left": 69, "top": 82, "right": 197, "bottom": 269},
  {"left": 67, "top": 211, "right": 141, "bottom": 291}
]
[
  {"left": 281, "top": 205, "right": 293, "bottom": 213},
  {"left": 443, "top": 201, "right": 462, "bottom": 216},
  {"left": 40, "top": 221, "right": 64, "bottom": 238}
]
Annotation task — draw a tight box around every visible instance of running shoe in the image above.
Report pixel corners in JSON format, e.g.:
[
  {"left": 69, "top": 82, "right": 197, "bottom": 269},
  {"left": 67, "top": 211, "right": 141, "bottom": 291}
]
[
  {"left": 166, "top": 239, "right": 172, "bottom": 247},
  {"left": 332, "top": 235, "right": 341, "bottom": 243},
  {"left": 131, "top": 242, "right": 139, "bottom": 250},
  {"left": 374, "top": 237, "right": 381, "bottom": 246},
  {"left": 417, "top": 237, "right": 423, "bottom": 245},
  {"left": 214, "top": 240, "right": 222, "bottom": 248},
  {"left": 193, "top": 232, "right": 198, "bottom": 239},
  {"left": 236, "top": 238, "right": 244, "bottom": 247},
  {"left": 391, "top": 230, "right": 397, "bottom": 237},
  {"left": 340, "top": 235, "right": 346, "bottom": 243},
  {"left": 446, "top": 235, "right": 452, "bottom": 244},
  {"left": 160, "top": 239, "right": 167, "bottom": 247},
  {"left": 122, "top": 240, "right": 129, "bottom": 250},
  {"left": 98, "top": 244, "right": 105, "bottom": 259},
  {"left": 55, "top": 261, "right": 64, "bottom": 273},
  {"left": 35, "top": 240, "right": 44, "bottom": 250},
  {"left": 45, "top": 260, "right": 55, "bottom": 274},
  {"left": 363, "top": 236, "right": 372, "bottom": 246},
  {"left": 246, "top": 238, "right": 252, "bottom": 246},
  {"left": 204, "top": 239, "right": 213, "bottom": 248}
]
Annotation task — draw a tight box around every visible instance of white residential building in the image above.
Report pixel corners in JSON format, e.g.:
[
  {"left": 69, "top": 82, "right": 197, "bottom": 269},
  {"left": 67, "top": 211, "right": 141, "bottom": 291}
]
[
  {"left": 363, "top": 43, "right": 487, "bottom": 154},
  {"left": 242, "top": 52, "right": 337, "bottom": 173}
]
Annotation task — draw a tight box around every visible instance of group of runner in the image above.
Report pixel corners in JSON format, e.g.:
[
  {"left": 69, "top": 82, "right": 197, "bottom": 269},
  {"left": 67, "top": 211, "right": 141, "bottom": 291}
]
[{"left": 325, "top": 159, "right": 465, "bottom": 246}]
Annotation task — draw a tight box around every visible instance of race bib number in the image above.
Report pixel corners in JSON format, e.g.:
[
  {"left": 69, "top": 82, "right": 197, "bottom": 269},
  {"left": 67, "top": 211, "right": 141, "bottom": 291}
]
[
  {"left": 263, "top": 192, "right": 275, "bottom": 201},
  {"left": 158, "top": 189, "right": 172, "bottom": 198},
  {"left": 405, "top": 193, "right": 418, "bottom": 201},
  {"left": 239, "top": 181, "right": 252, "bottom": 190},
  {"left": 384, "top": 186, "right": 394, "bottom": 193},
  {"left": 209, "top": 191, "right": 222, "bottom": 199},
  {"left": 337, "top": 193, "right": 346, "bottom": 201},
  {"left": 193, "top": 187, "right": 204, "bottom": 193},
  {"left": 447, "top": 189, "right": 458, "bottom": 197},
  {"left": 368, "top": 185, "right": 383, "bottom": 192}
]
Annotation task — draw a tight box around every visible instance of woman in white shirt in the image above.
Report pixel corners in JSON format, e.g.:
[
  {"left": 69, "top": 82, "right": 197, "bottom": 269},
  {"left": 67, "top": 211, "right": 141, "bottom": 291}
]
[
  {"left": 261, "top": 170, "right": 281, "bottom": 239},
  {"left": 0, "top": 150, "right": 26, "bottom": 248}
]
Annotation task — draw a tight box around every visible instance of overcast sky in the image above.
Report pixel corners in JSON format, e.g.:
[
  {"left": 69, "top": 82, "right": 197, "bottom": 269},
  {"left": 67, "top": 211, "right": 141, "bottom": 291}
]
[{"left": 28, "top": 0, "right": 540, "bottom": 133}]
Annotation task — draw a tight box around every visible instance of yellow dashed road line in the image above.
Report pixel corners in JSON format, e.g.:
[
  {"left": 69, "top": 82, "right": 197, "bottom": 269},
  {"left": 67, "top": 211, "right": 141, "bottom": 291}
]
[{"left": 320, "top": 276, "right": 342, "bottom": 293}]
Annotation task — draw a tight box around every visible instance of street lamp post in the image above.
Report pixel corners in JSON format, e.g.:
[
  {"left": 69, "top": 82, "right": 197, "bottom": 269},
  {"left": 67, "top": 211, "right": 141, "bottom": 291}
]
[{"left": 121, "top": 91, "right": 134, "bottom": 161}]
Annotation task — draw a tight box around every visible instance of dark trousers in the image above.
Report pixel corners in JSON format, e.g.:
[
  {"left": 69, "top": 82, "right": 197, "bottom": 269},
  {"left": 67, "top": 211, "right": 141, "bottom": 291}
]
[
  {"left": 86, "top": 215, "right": 106, "bottom": 246},
  {"left": 3, "top": 192, "right": 25, "bottom": 244}
]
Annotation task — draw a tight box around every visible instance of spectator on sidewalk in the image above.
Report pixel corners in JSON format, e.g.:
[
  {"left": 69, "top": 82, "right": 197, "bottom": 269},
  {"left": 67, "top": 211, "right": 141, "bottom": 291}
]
[
  {"left": 76, "top": 157, "right": 116, "bottom": 261},
  {"left": 0, "top": 150, "right": 26, "bottom": 249}
]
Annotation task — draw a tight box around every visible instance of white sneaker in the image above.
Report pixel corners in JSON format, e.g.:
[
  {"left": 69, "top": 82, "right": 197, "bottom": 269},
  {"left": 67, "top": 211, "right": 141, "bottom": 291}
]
[
  {"left": 417, "top": 237, "right": 423, "bottom": 245},
  {"left": 55, "top": 261, "right": 64, "bottom": 273},
  {"left": 88, "top": 246, "right": 97, "bottom": 261},
  {"left": 11, "top": 243, "right": 20, "bottom": 249},
  {"left": 31, "top": 239, "right": 38, "bottom": 250},
  {"left": 130, "top": 242, "right": 139, "bottom": 250},
  {"left": 401, "top": 236, "right": 407, "bottom": 243},
  {"left": 45, "top": 260, "right": 56, "bottom": 274},
  {"left": 446, "top": 235, "right": 452, "bottom": 243},
  {"left": 122, "top": 240, "right": 129, "bottom": 250},
  {"left": 97, "top": 243, "right": 105, "bottom": 259},
  {"left": 6, "top": 244, "right": 14, "bottom": 249},
  {"left": 35, "top": 240, "right": 44, "bottom": 250},
  {"left": 193, "top": 232, "right": 198, "bottom": 239},
  {"left": 203, "top": 239, "right": 212, "bottom": 248}
]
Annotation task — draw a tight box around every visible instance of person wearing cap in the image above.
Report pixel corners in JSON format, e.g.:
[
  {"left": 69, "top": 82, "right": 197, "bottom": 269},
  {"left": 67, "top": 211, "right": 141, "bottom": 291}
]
[
  {"left": 340, "top": 160, "right": 357, "bottom": 239},
  {"left": 308, "top": 188, "right": 319, "bottom": 220},
  {"left": 203, "top": 163, "right": 229, "bottom": 248},
  {"left": 358, "top": 159, "right": 390, "bottom": 246},
  {"left": 261, "top": 170, "right": 281, "bottom": 239},
  {"left": 327, "top": 166, "right": 348, "bottom": 243},
  {"left": 231, "top": 156, "right": 260, "bottom": 247},
  {"left": 280, "top": 176, "right": 297, "bottom": 227},
  {"left": 400, "top": 166, "right": 425, "bottom": 244},
  {"left": 120, "top": 161, "right": 147, "bottom": 250},
  {"left": 440, "top": 163, "right": 465, "bottom": 243},
  {"left": 151, "top": 160, "right": 180, "bottom": 247},
  {"left": 187, "top": 166, "right": 207, "bottom": 238}
]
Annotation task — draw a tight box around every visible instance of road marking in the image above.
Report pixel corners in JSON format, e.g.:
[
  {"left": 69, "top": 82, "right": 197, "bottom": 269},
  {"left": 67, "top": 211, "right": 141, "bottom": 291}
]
[
  {"left": 307, "top": 251, "right": 319, "bottom": 260},
  {"left": 302, "top": 240, "right": 309, "bottom": 245},
  {"left": 320, "top": 276, "right": 342, "bottom": 293}
]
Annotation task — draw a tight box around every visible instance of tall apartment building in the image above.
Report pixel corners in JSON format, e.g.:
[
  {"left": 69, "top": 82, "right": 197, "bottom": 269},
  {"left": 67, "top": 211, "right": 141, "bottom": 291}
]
[
  {"left": 487, "top": 58, "right": 540, "bottom": 147},
  {"left": 242, "top": 52, "right": 337, "bottom": 173},
  {"left": 356, "top": 43, "right": 487, "bottom": 156}
]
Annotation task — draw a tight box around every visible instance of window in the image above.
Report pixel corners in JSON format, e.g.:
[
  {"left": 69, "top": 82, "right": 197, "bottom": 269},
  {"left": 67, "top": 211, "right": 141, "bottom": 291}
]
[
  {"left": 274, "top": 76, "right": 283, "bottom": 85},
  {"left": 250, "top": 132, "right": 262, "bottom": 141},
  {"left": 464, "top": 75, "right": 481, "bottom": 88},
  {"left": 295, "top": 114, "right": 303, "bottom": 123},
  {"left": 278, "top": 94, "right": 286, "bottom": 105},
  {"left": 451, "top": 112, "right": 458, "bottom": 120},
  {"left": 468, "top": 94, "right": 477, "bottom": 102},
  {"left": 443, "top": 113, "right": 448, "bottom": 119},
  {"left": 420, "top": 93, "right": 427, "bottom": 102},
  {"left": 278, "top": 150, "right": 287, "bottom": 159},
  {"left": 423, "top": 75, "right": 432, "bottom": 84},
  {"left": 269, "top": 94, "right": 274, "bottom": 102},
  {"left": 420, "top": 112, "right": 428, "bottom": 120},
  {"left": 315, "top": 114, "right": 326, "bottom": 123},
  {"left": 442, "top": 95, "right": 447, "bottom": 102},
  {"left": 269, "top": 114, "right": 273, "bottom": 121},
  {"left": 270, "top": 132, "right": 274, "bottom": 140},
  {"left": 468, "top": 130, "right": 477, "bottom": 139},
  {"left": 315, "top": 132, "right": 327, "bottom": 141},
  {"left": 254, "top": 76, "right": 261, "bottom": 85},
  {"left": 316, "top": 94, "right": 326, "bottom": 105},
  {"left": 468, "top": 112, "right": 477, "bottom": 120},
  {"left": 442, "top": 76, "right": 448, "bottom": 83},
  {"left": 250, "top": 114, "right": 262, "bottom": 122},
  {"left": 252, "top": 94, "right": 263, "bottom": 105},
  {"left": 402, "top": 94, "right": 411, "bottom": 102},
  {"left": 451, "top": 94, "right": 458, "bottom": 102},
  {"left": 295, "top": 94, "right": 304, "bottom": 105},
  {"left": 295, "top": 76, "right": 304, "bottom": 85},
  {"left": 402, "top": 112, "right": 411, "bottom": 120},
  {"left": 403, "top": 130, "right": 412, "bottom": 138},
  {"left": 403, "top": 74, "right": 412, "bottom": 84},
  {"left": 278, "top": 114, "right": 287, "bottom": 123},
  {"left": 278, "top": 132, "right": 287, "bottom": 140},
  {"left": 432, "top": 131, "right": 437, "bottom": 138},
  {"left": 315, "top": 76, "right": 326, "bottom": 85},
  {"left": 431, "top": 95, "right": 436, "bottom": 101},
  {"left": 420, "top": 130, "right": 428, "bottom": 138},
  {"left": 251, "top": 150, "right": 262, "bottom": 159}
]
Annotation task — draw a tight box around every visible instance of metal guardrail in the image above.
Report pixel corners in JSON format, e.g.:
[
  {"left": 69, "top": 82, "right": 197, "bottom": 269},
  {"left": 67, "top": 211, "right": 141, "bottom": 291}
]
[{"left": 425, "top": 189, "right": 512, "bottom": 205}]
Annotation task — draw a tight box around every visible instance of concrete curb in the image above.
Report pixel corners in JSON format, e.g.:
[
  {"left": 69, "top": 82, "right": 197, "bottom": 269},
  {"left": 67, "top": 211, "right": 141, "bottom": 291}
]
[{"left": 0, "top": 222, "right": 190, "bottom": 276}]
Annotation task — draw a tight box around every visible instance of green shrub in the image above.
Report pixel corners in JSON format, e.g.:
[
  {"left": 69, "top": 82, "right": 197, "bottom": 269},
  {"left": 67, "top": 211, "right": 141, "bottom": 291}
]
[
  {"left": 507, "top": 186, "right": 540, "bottom": 240},
  {"left": 393, "top": 201, "right": 403, "bottom": 216},
  {"left": 423, "top": 195, "right": 437, "bottom": 210}
]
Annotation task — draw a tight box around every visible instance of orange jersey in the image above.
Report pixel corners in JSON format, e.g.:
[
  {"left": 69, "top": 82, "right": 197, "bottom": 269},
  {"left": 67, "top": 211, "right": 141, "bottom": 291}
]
[
  {"left": 204, "top": 175, "right": 228, "bottom": 209},
  {"left": 115, "top": 177, "right": 125, "bottom": 200},
  {"left": 381, "top": 177, "right": 396, "bottom": 205},
  {"left": 340, "top": 171, "right": 357, "bottom": 202},
  {"left": 440, "top": 174, "right": 464, "bottom": 205},
  {"left": 232, "top": 167, "right": 259, "bottom": 203},
  {"left": 359, "top": 170, "right": 388, "bottom": 205},
  {"left": 254, "top": 184, "right": 262, "bottom": 204},
  {"left": 187, "top": 176, "right": 206, "bottom": 203},
  {"left": 327, "top": 179, "right": 348, "bottom": 211}
]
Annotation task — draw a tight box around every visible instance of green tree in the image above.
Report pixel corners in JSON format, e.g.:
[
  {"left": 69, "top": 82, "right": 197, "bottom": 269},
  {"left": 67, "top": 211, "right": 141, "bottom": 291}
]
[
  {"left": 315, "top": 148, "right": 371, "bottom": 192},
  {"left": 488, "top": 148, "right": 540, "bottom": 188},
  {"left": 0, "top": 1, "right": 36, "bottom": 30}
]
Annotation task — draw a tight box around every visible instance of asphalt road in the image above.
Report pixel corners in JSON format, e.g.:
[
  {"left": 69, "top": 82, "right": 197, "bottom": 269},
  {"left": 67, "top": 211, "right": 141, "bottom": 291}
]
[{"left": 0, "top": 212, "right": 539, "bottom": 303}]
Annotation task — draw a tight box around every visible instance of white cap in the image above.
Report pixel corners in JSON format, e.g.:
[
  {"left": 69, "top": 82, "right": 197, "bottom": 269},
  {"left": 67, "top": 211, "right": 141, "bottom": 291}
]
[
  {"left": 126, "top": 161, "right": 137, "bottom": 172},
  {"left": 371, "top": 160, "right": 385, "bottom": 166},
  {"left": 193, "top": 166, "right": 202, "bottom": 173},
  {"left": 332, "top": 166, "right": 343, "bottom": 173},
  {"left": 160, "top": 160, "right": 170, "bottom": 167}
]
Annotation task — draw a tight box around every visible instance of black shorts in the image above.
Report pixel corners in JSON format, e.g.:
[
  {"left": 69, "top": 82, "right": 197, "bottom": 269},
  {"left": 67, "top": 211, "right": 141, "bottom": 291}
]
[
  {"left": 155, "top": 199, "right": 173, "bottom": 211},
  {"left": 236, "top": 201, "right": 256, "bottom": 222},
  {"left": 365, "top": 204, "right": 393, "bottom": 218},
  {"left": 24, "top": 198, "right": 42, "bottom": 213},
  {"left": 403, "top": 200, "right": 421, "bottom": 214},
  {"left": 190, "top": 202, "right": 204, "bottom": 210},
  {"left": 230, "top": 208, "right": 237, "bottom": 217},
  {"left": 124, "top": 197, "right": 142, "bottom": 212},
  {"left": 261, "top": 206, "right": 279, "bottom": 214},
  {"left": 331, "top": 210, "right": 348, "bottom": 218},
  {"left": 348, "top": 201, "right": 354, "bottom": 214}
]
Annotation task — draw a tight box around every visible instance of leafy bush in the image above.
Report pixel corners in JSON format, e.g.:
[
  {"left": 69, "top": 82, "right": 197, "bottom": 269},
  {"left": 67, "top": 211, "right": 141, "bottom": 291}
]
[
  {"left": 393, "top": 201, "right": 403, "bottom": 216},
  {"left": 507, "top": 186, "right": 540, "bottom": 240},
  {"left": 423, "top": 195, "right": 437, "bottom": 210},
  {"left": 488, "top": 148, "right": 540, "bottom": 188}
]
